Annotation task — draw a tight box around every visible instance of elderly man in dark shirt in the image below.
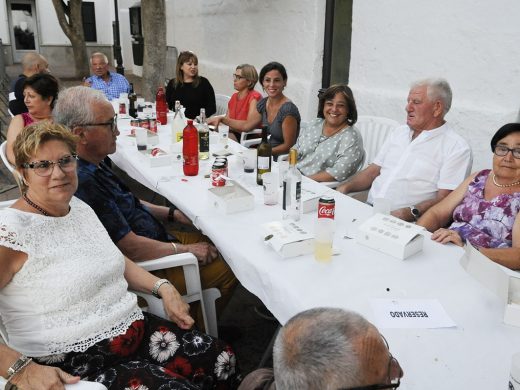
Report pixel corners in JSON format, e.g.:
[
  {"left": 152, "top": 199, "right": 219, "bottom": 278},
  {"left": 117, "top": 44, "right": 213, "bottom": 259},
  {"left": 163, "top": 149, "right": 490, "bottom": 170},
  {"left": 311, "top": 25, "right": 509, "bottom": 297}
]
[{"left": 53, "top": 86, "right": 237, "bottom": 322}]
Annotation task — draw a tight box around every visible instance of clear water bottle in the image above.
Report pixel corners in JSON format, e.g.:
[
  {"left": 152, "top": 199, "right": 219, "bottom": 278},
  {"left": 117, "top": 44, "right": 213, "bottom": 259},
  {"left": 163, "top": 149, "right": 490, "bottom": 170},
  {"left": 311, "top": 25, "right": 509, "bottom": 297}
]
[
  {"left": 198, "top": 108, "right": 210, "bottom": 160},
  {"left": 282, "top": 148, "right": 302, "bottom": 221}
]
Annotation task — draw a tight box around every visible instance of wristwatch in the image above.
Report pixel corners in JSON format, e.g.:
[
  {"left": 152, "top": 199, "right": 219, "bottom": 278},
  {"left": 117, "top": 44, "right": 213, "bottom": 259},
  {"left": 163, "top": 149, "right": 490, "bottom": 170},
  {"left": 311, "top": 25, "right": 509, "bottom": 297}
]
[{"left": 409, "top": 206, "right": 420, "bottom": 221}]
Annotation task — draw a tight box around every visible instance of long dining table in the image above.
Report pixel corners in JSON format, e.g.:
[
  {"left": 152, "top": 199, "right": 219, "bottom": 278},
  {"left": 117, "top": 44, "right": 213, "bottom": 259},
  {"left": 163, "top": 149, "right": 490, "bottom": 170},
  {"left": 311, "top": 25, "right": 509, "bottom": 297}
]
[{"left": 110, "top": 117, "right": 520, "bottom": 389}]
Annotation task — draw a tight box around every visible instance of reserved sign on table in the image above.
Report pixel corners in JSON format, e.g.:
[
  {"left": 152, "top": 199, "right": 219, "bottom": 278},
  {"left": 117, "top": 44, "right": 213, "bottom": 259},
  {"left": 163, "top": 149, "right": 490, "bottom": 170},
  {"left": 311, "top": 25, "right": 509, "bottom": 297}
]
[{"left": 370, "top": 298, "right": 457, "bottom": 329}]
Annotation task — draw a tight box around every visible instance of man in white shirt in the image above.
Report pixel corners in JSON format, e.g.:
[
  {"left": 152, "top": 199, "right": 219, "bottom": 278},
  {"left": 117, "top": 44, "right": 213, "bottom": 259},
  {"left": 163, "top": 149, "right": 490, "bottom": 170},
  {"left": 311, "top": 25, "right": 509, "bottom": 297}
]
[{"left": 337, "top": 78, "right": 472, "bottom": 222}]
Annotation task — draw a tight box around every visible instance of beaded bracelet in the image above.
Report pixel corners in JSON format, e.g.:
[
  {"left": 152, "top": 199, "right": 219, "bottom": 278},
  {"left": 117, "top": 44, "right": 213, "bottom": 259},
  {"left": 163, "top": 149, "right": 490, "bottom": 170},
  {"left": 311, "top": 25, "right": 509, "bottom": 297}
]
[
  {"left": 152, "top": 279, "right": 172, "bottom": 299},
  {"left": 6, "top": 355, "right": 33, "bottom": 381}
]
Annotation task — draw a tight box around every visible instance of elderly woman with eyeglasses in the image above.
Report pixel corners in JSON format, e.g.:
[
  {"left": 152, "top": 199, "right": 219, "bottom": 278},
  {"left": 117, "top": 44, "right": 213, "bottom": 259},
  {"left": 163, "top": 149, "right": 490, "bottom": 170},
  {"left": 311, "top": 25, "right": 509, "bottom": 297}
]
[
  {"left": 0, "top": 122, "right": 239, "bottom": 389},
  {"left": 208, "top": 64, "right": 262, "bottom": 141},
  {"left": 418, "top": 123, "right": 520, "bottom": 270},
  {"left": 165, "top": 51, "right": 216, "bottom": 119}
]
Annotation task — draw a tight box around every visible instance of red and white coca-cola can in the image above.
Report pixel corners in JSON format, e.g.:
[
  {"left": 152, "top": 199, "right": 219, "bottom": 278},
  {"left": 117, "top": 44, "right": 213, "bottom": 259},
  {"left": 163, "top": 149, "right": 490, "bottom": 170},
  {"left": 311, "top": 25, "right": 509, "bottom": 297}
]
[
  {"left": 318, "top": 196, "right": 335, "bottom": 219},
  {"left": 211, "top": 162, "right": 226, "bottom": 187}
]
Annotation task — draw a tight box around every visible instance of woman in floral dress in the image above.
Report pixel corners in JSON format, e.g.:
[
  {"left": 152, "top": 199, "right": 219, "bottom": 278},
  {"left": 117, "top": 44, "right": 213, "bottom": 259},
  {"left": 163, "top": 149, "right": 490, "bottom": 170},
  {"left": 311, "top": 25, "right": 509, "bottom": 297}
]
[{"left": 418, "top": 123, "right": 520, "bottom": 270}]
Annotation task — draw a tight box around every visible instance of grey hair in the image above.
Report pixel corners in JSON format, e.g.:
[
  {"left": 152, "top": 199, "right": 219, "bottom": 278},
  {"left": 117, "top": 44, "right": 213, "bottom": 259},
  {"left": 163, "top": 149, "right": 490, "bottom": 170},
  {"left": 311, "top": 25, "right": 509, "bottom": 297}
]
[
  {"left": 273, "top": 308, "right": 371, "bottom": 390},
  {"left": 89, "top": 52, "right": 109, "bottom": 65},
  {"left": 411, "top": 78, "right": 452, "bottom": 115},
  {"left": 53, "top": 86, "right": 108, "bottom": 129}
]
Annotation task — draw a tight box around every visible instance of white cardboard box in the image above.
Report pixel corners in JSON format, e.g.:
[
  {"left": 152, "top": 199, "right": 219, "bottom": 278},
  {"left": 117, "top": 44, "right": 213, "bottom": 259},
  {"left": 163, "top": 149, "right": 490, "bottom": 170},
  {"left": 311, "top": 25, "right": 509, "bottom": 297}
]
[
  {"left": 261, "top": 220, "right": 315, "bottom": 258},
  {"left": 208, "top": 181, "right": 254, "bottom": 214},
  {"left": 355, "top": 213, "right": 424, "bottom": 259},
  {"left": 461, "top": 245, "right": 520, "bottom": 327},
  {"left": 140, "top": 149, "right": 173, "bottom": 167},
  {"left": 301, "top": 187, "right": 322, "bottom": 214}
]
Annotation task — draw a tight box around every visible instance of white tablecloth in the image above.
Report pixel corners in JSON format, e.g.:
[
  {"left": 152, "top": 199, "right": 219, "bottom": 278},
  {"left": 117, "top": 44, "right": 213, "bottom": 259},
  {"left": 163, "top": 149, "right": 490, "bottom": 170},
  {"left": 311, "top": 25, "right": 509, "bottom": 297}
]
[{"left": 111, "top": 119, "right": 520, "bottom": 389}]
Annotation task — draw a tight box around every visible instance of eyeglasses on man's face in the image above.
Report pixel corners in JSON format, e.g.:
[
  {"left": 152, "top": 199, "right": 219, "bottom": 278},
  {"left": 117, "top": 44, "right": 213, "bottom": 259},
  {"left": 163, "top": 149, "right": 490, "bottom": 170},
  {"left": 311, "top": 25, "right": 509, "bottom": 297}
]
[
  {"left": 233, "top": 74, "right": 246, "bottom": 81},
  {"left": 82, "top": 115, "right": 118, "bottom": 133},
  {"left": 339, "top": 335, "right": 402, "bottom": 390},
  {"left": 494, "top": 144, "right": 520, "bottom": 159},
  {"left": 22, "top": 154, "right": 79, "bottom": 177}
]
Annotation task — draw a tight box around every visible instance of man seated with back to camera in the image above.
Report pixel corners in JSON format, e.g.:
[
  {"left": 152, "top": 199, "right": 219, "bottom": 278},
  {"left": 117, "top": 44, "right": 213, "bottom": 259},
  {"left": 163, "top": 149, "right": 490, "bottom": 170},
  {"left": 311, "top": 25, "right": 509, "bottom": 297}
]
[
  {"left": 53, "top": 86, "right": 237, "bottom": 326},
  {"left": 238, "top": 307, "right": 403, "bottom": 390},
  {"left": 8, "top": 52, "right": 50, "bottom": 115},
  {"left": 336, "top": 78, "right": 472, "bottom": 222}
]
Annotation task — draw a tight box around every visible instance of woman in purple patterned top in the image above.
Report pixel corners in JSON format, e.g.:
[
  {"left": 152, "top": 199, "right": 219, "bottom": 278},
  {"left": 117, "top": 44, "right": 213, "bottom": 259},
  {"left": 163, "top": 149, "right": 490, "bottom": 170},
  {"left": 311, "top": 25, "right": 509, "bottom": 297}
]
[{"left": 418, "top": 123, "right": 520, "bottom": 270}]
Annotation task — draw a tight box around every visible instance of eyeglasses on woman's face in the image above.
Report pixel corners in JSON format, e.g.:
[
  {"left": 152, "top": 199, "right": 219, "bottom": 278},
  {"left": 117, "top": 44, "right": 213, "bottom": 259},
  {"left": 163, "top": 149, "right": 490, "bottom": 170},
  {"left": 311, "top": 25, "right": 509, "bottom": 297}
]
[
  {"left": 233, "top": 73, "right": 246, "bottom": 81},
  {"left": 494, "top": 144, "right": 520, "bottom": 159},
  {"left": 22, "top": 154, "right": 79, "bottom": 177}
]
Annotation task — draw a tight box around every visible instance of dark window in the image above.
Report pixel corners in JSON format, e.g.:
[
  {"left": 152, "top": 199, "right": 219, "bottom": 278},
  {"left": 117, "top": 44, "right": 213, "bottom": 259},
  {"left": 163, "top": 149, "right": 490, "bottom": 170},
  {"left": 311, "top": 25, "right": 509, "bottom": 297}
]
[{"left": 82, "top": 2, "right": 97, "bottom": 42}]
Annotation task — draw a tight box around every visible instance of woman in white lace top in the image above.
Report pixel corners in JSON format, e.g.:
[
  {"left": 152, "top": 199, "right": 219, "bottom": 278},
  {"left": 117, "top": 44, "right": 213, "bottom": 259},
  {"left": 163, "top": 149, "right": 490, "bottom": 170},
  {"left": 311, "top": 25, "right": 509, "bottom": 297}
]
[{"left": 0, "top": 122, "right": 239, "bottom": 389}]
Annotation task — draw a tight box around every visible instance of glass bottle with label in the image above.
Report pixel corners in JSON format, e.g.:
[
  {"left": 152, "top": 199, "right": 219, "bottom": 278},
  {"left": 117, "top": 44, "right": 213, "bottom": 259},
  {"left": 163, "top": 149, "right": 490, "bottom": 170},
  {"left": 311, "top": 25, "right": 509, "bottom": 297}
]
[
  {"left": 171, "top": 100, "right": 186, "bottom": 143},
  {"left": 282, "top": 148, "right": 302, "bottom": 221},
  {"left": 128, "top": 83, "right": 137, "bottom": 118},
  {"left": 256, "top": 126, "right": 272, "bottom": 185},
  {"left": 198, "top": 108, "right": 210, "bottom": 160}
]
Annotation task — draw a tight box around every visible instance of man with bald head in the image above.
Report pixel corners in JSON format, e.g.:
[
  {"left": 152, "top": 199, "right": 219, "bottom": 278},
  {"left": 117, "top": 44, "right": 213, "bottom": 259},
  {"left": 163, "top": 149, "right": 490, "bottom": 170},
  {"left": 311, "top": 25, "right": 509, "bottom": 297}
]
[
  {"left": 239, "top": 308, "right": 403, "bottom": 390},
  {"left": 8, "top": 52, "right": 49, "bottom": 115}
]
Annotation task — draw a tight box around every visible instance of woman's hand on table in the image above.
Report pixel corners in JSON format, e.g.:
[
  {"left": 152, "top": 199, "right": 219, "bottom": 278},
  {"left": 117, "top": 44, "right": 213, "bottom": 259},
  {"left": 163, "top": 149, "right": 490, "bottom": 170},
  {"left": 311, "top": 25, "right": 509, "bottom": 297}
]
[
  {"left": 10, "top": 362, "right": 80, "bottom": 390},
  {"left": 160, "top": 283, "right": 195, "bottom": 330},
  {"left": 207, "top": 115, "right": 224, "bottom": 129},
  {"left": 182, "top": 242, "right": 219, "bottom": 266},
  {"left": 431, "top": 228, "right": 464, "bottom": 247}
]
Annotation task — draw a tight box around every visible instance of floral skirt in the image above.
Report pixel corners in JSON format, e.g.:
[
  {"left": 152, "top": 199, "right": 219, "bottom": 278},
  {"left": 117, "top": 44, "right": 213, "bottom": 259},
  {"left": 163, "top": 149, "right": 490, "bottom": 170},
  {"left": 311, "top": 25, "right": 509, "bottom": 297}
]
[{"left": 33, "top": 312, "right": 240, "bottom": 390}]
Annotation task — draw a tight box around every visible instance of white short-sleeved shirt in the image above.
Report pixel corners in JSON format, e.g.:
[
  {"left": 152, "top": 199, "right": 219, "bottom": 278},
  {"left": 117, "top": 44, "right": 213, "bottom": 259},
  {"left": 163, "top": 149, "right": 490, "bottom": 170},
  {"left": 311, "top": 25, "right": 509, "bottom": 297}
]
[{"left": 367, "top": 123, "right": 472, "bottom": 209}]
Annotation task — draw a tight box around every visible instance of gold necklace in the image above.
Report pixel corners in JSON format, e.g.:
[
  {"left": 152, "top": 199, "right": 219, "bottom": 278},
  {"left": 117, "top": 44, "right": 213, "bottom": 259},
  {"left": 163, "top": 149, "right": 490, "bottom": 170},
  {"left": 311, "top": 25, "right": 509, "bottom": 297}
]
[{"left": 492, "top": 173, "right": 520, "bottom": 188}]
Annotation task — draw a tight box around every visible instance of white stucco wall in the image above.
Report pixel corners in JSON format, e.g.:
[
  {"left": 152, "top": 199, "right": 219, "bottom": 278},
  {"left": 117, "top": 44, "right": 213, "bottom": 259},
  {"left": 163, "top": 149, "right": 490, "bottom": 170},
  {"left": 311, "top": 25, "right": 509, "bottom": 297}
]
[
  {"left": 0, "top": 1, "right": 114, "bottom": 46},
  {"left": 349, "top": 0, "right": 520, "bottom": 171},
  {"left": 35, "top": 0, "right": 113, "bottom": 45},
  {"left": 0, "top": 1, "right": 9, "bottom": 44},
  {"left": 164, "top": 0, "right": 325, "bottom": 122}
]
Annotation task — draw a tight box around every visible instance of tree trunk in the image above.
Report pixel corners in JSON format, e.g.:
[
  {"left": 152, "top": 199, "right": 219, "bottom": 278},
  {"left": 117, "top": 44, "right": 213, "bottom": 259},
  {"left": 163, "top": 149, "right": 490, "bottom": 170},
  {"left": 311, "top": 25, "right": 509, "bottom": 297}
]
[
  {"left": 51, "top": 0, "right": 89, "bottom": 78},
  {"left": 141, "top": 0, "right": 166, "bottom": 101}
]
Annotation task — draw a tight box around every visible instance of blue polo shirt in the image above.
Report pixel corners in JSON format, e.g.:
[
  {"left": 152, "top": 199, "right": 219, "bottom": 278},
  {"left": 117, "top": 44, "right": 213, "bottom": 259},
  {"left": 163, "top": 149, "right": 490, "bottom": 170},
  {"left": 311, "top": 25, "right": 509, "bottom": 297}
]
[
  {"left": 86, "top": 71, "right": 130, "bottom": 101},
  {"left": 75, "top": 158, "right": 175, "bottom": 244}
]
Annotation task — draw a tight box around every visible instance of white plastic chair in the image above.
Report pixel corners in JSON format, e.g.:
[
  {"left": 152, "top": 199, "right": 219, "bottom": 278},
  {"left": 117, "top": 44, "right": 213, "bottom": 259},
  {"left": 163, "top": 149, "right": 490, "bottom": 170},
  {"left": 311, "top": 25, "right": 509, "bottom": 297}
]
[
  {"left": 355, "top": 115, "right": 400, "bottom": 169},
  {"left": 240, "top": 129, "right": 262, "bottom": 148},
  {"left": 0, "top": 141, "right": 15, "bottom": 174},
  {"left": 214, "top": 94, "right": 230, "bottom": 116}
]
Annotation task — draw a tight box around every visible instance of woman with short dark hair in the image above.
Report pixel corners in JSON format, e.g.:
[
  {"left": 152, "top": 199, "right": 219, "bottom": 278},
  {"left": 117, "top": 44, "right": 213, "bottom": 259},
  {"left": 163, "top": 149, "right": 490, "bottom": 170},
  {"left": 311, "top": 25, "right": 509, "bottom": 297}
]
[
  {"left": 6, "top": 73, "right": 59, "bottom": 165},
  {"left": 294, "top": 84, "right": 364, "bottom": 182},
  {"left": 418, "top": 123, "right": 520, "bottom": 270}
]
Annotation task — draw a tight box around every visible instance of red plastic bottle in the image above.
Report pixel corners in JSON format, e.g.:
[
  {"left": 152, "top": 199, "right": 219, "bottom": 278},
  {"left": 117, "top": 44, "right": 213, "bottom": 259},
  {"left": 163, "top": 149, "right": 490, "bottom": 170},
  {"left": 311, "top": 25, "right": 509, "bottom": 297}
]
[
  {"left": 155, "top": 87, "right": 168, "bottom": 125},
  {"left": 182, "top": 119, "right": 199, "bottom": 176}
]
